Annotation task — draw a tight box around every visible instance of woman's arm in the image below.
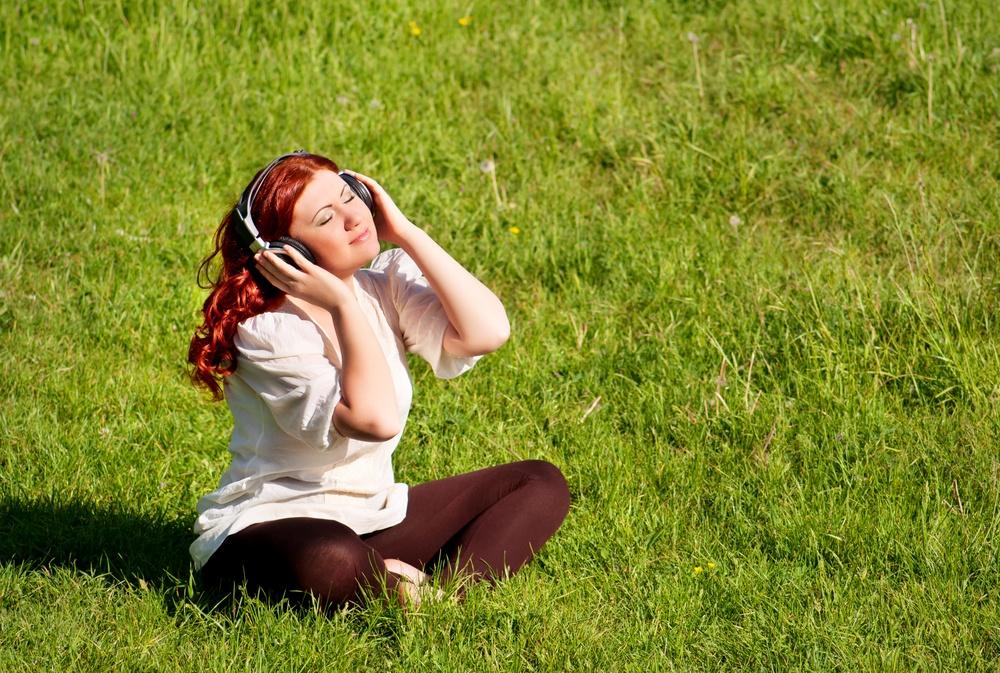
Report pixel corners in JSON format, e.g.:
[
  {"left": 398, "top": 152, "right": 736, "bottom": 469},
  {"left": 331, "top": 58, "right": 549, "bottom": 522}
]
[
  {"left": 327, "top": 296, "right": 401, "bottom": 441},
  {"left": 343, "top": 170, "right": 510, "bottom": 357},
  {"left": 255, "top": 247, "right": 401, "bottom": 442},
  {"left": 394, "top": 224, "right": 510, "bottom": 357}
]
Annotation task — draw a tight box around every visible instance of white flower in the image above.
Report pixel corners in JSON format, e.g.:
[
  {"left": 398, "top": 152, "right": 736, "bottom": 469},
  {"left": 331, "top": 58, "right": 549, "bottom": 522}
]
[{"left": 479, "top": 159, "right": 495, "bottom": 174}]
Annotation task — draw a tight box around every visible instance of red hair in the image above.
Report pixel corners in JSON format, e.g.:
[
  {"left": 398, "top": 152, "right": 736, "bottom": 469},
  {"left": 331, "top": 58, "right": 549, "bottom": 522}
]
[{"left": 188, "top": 152, "right": 340, "bottom": 401}]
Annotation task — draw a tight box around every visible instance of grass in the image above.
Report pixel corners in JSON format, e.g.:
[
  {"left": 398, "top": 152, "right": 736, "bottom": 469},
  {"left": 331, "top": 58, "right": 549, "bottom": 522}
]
[{"left": 1, "top": 0, "right": 998, "bottom": 670}]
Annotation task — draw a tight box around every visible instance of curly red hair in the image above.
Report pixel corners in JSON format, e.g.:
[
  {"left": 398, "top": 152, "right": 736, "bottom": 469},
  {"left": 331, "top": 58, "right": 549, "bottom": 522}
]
[{"left": 188, "top": 152, "right": 340, "bottom": 400}]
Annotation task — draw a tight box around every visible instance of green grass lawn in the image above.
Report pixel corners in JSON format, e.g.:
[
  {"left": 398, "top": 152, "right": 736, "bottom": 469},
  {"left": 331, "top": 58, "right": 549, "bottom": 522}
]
[{"left": 1, "top": 0, "right": 998, "bottom": 670}]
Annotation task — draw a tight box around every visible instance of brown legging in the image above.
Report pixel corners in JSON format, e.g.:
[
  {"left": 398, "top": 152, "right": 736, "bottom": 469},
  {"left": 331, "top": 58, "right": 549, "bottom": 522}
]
[{"left": 199, "top": 460, "right": 571, "bottom": 607}]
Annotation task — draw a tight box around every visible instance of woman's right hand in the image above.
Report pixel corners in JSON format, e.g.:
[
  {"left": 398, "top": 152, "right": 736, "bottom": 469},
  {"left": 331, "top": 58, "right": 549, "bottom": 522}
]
[{"left": 253, "top": 245, "right": 354, "bottom": 309}]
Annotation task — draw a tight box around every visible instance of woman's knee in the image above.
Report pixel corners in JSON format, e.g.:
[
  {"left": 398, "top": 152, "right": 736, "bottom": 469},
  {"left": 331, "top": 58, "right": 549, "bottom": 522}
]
[
  {"left": 236, "top": 518, "right": 386, "bottom": 606},
  {"left": 517, "top": 459, "right": 571, "bottom": 513},
  {"left": 296, "top": 535, "right": 387, "bottom": 604}
]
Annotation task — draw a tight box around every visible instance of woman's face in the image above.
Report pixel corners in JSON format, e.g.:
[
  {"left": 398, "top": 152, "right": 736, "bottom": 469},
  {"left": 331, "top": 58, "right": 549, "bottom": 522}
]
[{"left": 288, "top": 170, "right": 379, "bottom": 277}]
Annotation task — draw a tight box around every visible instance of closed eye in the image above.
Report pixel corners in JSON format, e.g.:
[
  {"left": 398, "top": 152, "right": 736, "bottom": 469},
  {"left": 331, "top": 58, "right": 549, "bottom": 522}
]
[{"left": 319, "top": 197, "right": 356, "bottom": 225}]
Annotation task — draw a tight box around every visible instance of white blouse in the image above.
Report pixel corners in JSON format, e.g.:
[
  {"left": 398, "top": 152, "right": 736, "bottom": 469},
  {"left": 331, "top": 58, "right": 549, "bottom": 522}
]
[{"left": 189, "top": 248, "right": 482, "bottom": 570}]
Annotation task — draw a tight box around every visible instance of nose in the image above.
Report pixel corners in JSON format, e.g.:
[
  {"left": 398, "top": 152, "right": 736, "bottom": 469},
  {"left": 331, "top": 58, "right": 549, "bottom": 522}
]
[
  {"left": 345, "top": 215, "right": 363, "bottom": 231},
  {"left": 345, "top": 201, "right": 370, "bottom": 231}
]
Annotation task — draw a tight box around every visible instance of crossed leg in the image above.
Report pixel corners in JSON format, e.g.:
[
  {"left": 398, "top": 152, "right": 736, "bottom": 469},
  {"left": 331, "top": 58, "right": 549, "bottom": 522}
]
[
  {"left": 199, "top": 460, "right": 571, "bottom": 608},
  {"left": 364, "top": 459, "right": 571, "bottom": 585}
]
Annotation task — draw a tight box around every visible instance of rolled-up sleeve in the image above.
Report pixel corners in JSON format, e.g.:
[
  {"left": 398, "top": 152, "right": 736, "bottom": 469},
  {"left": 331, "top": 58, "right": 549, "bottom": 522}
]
[
  {"left": 370, "top": 248, "right": 482, "bottom": 379},
  {"left": 233, "top": 312, "right": 344, "bottom": 451}
]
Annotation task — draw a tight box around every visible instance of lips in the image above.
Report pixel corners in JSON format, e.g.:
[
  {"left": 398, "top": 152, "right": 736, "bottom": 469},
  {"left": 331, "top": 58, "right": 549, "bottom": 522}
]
[{"left": 350, "top": 228, "right": 371, "bottom": 245}]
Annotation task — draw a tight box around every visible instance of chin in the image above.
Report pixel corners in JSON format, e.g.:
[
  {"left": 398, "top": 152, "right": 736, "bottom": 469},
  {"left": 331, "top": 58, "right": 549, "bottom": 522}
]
[{"left": 362, "top": 235, "right": 381, "bottom": 261}]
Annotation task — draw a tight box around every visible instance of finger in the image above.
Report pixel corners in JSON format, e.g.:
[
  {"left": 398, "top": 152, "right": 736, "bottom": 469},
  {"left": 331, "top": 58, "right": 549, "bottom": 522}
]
[
  {"left": 253, "top": 250, "right": 278, "bottom": 276},
  {"left": 265, "top": 248, "right": 301, "bottom": 274},
  {"left": 345, "top": 170, "right": 378, "bottom": 189},
  {"left": 279, "top": 244, "right": 313, "bottom": 269},
  {"left": 260, "top": 250, "right": 306, "bottom": 288},
  {"left": 256, "top": 251, "right": 296, "bottom": 285},
  {"left": 254, "top": 258, "right": 285, "bottom": 290}
]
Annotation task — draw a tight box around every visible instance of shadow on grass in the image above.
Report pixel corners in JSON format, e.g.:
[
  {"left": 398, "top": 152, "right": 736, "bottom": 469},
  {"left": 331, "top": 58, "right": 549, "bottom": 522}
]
[
  {"left": 0, "top": 493, "right": 194, "bottom": 590},
  {"left": 0, "top": 493, "right": 411, "bottom": 636}
]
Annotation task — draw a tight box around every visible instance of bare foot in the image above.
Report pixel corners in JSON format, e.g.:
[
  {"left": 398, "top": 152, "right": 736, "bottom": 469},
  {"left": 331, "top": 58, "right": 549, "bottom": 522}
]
[
  {"left": 383, "top": 558, "right": 429, "bottom": 585},
  {"left": 383, "top": 559, "right": 444, "bottom": 607}
]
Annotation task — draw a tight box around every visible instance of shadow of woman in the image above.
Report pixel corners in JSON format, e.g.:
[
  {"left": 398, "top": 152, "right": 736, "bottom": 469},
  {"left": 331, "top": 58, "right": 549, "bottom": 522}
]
[
  {"left": 0, "top": 493, "right": 420, "bottom": 645},
  {"left": 0, "top": 493, "right": 222, "bottom": 609}
]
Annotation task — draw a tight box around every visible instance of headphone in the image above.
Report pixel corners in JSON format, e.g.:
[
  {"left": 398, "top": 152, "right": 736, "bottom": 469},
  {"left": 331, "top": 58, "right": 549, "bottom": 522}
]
[{"left": 233, "top": 149, "right": 375, "bottom": 268}]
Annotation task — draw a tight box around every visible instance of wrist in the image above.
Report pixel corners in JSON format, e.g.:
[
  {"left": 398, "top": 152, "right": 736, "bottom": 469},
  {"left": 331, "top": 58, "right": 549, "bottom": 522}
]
[
  {"left": 324, "top": 289, "right": 358, "bottom": 314},
  {"left": 394, "top": 220, "right": 427, "bottom": 250}
]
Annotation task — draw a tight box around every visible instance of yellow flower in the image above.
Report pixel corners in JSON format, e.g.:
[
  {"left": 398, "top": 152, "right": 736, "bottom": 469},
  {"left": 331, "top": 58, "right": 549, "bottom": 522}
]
[
  {"left": 408, "top": 21, "right": 421, "bottom": 37},
  {"left": 458, "top": 16, "right": 473, "bottom": 27},
  {"left": 707, "top": 561, "right": 717, "bottom": 570},
  {"left": 693, "top": 565, "right": 703, "bottom": 575},
  {"left": 508, "top": 226, "right": 521, "bottom": 235}
]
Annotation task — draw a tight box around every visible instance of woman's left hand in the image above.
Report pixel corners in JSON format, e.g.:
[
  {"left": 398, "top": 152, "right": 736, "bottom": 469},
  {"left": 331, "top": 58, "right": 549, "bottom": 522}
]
[{"left": 342, "top": 170, "right": 418, "bottom": 247}]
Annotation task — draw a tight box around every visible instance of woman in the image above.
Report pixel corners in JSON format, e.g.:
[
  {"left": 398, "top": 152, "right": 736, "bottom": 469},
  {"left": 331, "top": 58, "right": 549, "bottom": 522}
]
[{"left": 187, "top": 151, "right": 570, "bottom": 608}]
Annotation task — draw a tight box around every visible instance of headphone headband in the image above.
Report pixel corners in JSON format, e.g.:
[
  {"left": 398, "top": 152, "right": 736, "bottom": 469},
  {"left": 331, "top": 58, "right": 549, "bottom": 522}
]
[{"left": 235, "top": 149, "right": 307, "bottom": 252}]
